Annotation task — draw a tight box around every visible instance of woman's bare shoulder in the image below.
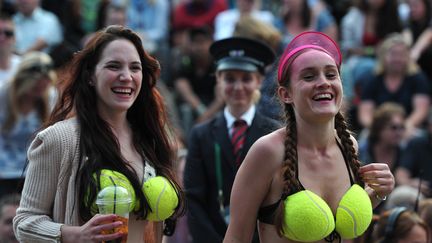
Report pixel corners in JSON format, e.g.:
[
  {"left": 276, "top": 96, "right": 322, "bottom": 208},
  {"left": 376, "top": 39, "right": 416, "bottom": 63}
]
[
  {"left": 246, "top": 128, "right": 286, "bottom": 167},
  {"left": 256, "top": 127, "right": 285, "bottom": 147}
]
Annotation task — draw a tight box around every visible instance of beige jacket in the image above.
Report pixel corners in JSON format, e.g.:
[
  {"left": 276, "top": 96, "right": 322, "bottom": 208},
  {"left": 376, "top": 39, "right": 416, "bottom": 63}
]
[{"left": 13, "top": 118, "right": 82, "bottom": 242}]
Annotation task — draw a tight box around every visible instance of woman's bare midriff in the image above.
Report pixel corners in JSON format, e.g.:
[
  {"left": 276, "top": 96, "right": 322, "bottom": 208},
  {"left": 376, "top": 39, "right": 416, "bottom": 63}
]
[
  {"left": 258, "top": 222, "right": 341, "bottom": 243},
  {"left": 126, "top": 214, "right": 147, "bottom": 243}
]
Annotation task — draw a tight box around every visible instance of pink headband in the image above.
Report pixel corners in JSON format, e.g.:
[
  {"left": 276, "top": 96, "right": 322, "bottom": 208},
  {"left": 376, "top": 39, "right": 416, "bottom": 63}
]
[{"left": 277, "top": 31, "right": 342, "bottom": 84}]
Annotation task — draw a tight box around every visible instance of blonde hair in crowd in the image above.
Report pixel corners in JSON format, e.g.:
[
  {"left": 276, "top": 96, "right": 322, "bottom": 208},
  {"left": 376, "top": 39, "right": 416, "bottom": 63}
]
[
  {"left": 234, "top": 15, "right": 282, "bottom": 51},
  {"left": 375, "top": 32, "right": 419, "bottom": 75},
  {"left": 2, "top": 52, "right": 56, "bottom": 132}
]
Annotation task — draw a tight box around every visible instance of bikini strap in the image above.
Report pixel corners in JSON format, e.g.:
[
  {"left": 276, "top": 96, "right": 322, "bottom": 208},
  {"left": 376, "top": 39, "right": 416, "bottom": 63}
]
[{"left": 294, "top": 151, "right": 305, "bottom": 192}]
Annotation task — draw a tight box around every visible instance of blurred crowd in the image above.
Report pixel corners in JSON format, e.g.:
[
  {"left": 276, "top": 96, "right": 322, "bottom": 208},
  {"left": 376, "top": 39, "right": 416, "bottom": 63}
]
[{"left": 1, "top": 0, "right": 432, "bottom": 242}]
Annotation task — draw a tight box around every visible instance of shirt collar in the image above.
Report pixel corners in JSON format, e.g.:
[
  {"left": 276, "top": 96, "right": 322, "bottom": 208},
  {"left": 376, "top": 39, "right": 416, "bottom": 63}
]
[
  {"left": 224, "top": 105, "right": 256, "bottom": 129},
  {"left": 15, "top": 7, "right": 42, "bottom": 21}
]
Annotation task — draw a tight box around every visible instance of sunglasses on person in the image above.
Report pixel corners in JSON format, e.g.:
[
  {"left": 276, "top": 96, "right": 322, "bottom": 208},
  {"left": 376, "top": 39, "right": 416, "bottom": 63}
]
[
  {"left": 0, "top": 29, "right": 14, "bottom": 38},
  {"left": 25, "top": 63, "right": 54, "bottom": 73},
  {"left": 388, "top": 124, "right": 405, "bottom": 131}
]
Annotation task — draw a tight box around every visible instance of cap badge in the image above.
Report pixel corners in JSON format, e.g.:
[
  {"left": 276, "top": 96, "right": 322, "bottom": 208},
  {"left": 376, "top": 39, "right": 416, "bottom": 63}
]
[{"left": 229, "top": 50, "right": 244, "bottom": 57}]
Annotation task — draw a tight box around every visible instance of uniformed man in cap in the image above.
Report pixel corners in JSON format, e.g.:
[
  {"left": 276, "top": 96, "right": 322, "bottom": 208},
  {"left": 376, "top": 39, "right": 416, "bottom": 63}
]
[{"left": 184, "top": 37, "right": 281, "bottom": 243}]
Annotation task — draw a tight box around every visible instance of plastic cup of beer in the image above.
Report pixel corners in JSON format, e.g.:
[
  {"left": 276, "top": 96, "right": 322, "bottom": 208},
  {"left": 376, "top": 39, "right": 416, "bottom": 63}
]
[{"left": 96, "top": 185, "right": 131, "bottom": 243}]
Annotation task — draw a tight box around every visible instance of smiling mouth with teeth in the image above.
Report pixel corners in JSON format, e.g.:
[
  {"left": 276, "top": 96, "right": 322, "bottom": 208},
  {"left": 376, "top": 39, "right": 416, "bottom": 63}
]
[
  {"left": 112, "top": 88, "right": 133, "bottom": 96},
  {"left": 313, "top": 93, "right": 333, "bottom": 101}
]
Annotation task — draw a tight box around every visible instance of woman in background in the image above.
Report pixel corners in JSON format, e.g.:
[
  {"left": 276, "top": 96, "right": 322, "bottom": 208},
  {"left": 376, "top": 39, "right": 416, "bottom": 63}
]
[
  {"left": 359, "top": 102, "right": 406, "bottom": 172},
  {"left": 0, "top": 51, "right": 56, "bottom": 198},
  {"left": 358, "top": 33, "right": 430, "bottom": 138},
  {"left": 372, "top": 207, "right": 428, "bottom": 243},
  {"left": 184, "top": 36, "right": 280, "bottom": 243}
]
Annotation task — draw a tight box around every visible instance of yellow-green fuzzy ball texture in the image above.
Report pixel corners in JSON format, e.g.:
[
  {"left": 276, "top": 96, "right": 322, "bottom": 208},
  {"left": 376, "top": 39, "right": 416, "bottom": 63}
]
[
  {"left": 336, "top": 184, "right": 373, "bottom": 239},
  {"left": 282, "top": 190, "right": 335, "bottom": 242},
  {"left": 93, "top": 170, "right": 136, "bottom": 213},
  {"left": 143, "top": 176, "right": 179, "bottom": 221}
]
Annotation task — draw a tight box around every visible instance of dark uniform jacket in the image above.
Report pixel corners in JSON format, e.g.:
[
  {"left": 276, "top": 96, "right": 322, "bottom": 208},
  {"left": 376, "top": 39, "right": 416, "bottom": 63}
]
[{"left": 184, "top": 111, "right": 281, "bottom": 243}]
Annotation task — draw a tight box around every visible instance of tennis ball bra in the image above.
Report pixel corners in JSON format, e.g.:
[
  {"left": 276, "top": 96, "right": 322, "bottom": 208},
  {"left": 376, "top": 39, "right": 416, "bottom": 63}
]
[
  {"left": 258, "top": 141, "right": 373, "bottom": 242},
  {"left": 91, "top": 169, "right": 179, "bottom": 221},
  {"left": 281, "top": 184, "right": 372, "bottom": 242}
]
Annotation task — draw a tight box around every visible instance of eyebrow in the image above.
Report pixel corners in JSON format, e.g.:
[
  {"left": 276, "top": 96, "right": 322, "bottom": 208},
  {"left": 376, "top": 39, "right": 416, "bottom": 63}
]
[
  {"left": 300, "top": 64, "right": 337, "bottom": 71},
  {"left": 105, "top": 60, "right": 141, "bottom": 65}
]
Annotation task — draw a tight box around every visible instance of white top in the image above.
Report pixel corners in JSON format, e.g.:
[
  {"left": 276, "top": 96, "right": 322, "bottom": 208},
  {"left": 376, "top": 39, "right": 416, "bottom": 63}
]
[
  {"left": 0, "top": 54, "right": 21, "bottom": 86},
  {"left": 340, "top": 7, "right": 366, "bottom": 53},
  {"left": 13, "top": 7, "right": 63, "bottom": 53}
]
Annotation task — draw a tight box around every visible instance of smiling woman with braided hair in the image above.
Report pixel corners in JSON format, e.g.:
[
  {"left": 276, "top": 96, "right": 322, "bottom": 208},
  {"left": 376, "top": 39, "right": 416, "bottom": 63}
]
[{"left": 223, "top": 31, "right": 395, "bottom": 243}]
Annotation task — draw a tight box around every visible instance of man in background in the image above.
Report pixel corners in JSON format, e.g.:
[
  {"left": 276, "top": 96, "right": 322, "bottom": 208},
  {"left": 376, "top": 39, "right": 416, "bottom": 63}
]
[
  {"left": 13, "top": 0, "right": 63, "bottom": 54},
  {"left": 0, "top": 12, "right": 21, "bottom": 86}
]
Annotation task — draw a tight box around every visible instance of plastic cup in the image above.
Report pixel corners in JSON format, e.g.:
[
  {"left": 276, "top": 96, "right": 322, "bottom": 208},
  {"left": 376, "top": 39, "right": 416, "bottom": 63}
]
[{"left": 96, "top": 185, "right": 131, "bottom": 243}]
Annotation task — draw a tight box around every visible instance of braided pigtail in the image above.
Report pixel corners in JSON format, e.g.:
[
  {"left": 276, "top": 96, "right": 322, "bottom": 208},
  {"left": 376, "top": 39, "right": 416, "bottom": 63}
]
[
  {"left": 335, "top": 112, "right": 364, "bottom": 187},
  {"left": 275, "top": 104, "right": 300, "bottom": 236}
]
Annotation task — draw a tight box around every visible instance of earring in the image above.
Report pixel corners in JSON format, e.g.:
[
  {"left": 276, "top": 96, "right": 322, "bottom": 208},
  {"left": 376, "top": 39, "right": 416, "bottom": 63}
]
[{"left": 88, "top": 80, "right": 94, "bottom": 86}]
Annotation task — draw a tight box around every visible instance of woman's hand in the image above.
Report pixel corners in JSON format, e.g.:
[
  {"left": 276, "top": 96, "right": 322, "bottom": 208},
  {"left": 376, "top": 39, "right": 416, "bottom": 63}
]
[
  {"left": 61, "top": 214, "right": 125, "bottom": 243},
  {"left": 360, "top": 163, "right": 395, "bottom": 203}
]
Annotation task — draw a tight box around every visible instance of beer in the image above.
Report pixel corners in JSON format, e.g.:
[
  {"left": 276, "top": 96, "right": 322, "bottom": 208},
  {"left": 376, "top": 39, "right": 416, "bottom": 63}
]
[{"left": 101, "top": 216, "right": 128, "bottom": 243}]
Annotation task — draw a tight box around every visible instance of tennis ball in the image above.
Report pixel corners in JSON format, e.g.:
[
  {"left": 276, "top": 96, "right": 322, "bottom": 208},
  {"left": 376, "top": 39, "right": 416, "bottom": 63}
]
[
  {"left": 335, "top": 184, "right": 373, "bottom": 239},
  {"left": 282, "top": 190, "right": 335, "bottom": 242},
  {"left": 143, "top": 176, "right": 179, "bottom": 221},
  {"left": 91, "top": 170, "right": 136, "bottom": 214}
]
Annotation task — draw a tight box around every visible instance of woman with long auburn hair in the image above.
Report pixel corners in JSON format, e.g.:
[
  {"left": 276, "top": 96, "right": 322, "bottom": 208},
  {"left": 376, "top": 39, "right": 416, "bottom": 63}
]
[{"left": 13, "top": 25, "right": 185, "bottom": 243}]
